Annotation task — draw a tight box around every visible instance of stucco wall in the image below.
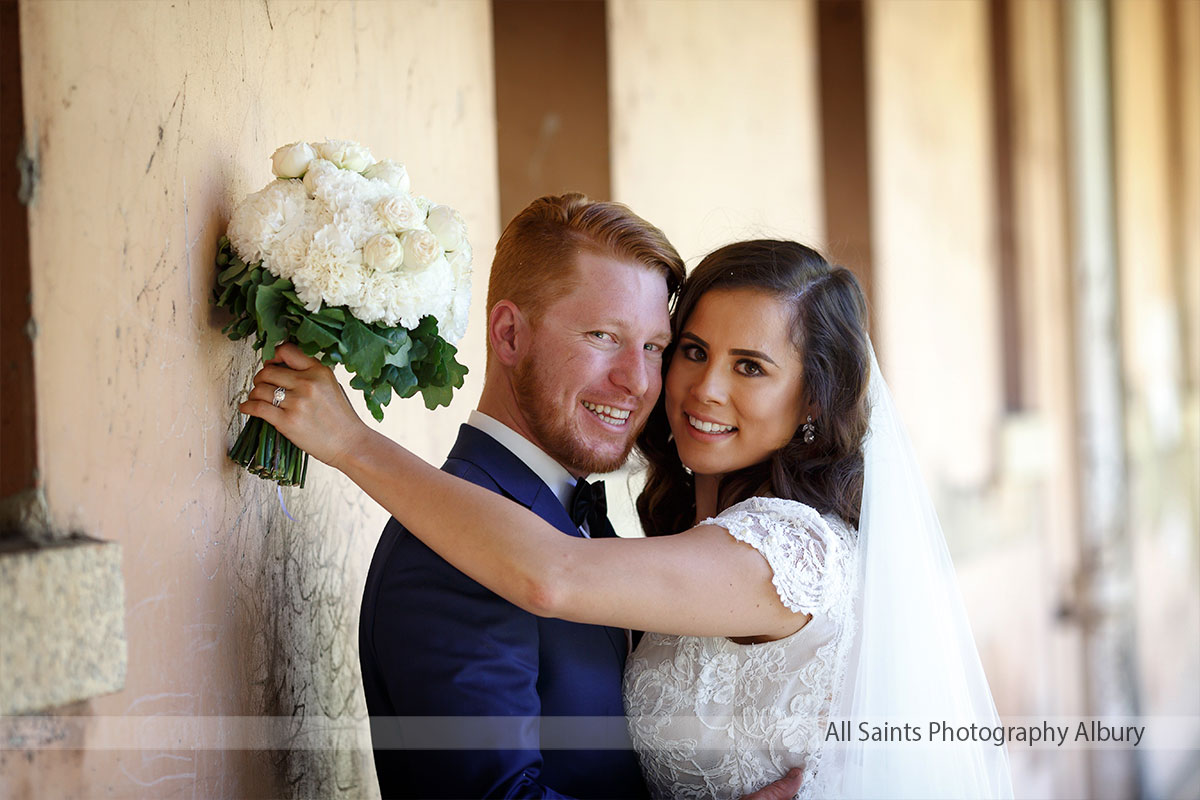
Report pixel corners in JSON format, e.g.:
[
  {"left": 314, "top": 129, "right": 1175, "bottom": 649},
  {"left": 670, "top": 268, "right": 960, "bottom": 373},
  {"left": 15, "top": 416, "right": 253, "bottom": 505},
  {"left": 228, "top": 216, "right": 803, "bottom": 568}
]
[
  {"left": 10, "top": 1, "right": 497, "bottom": 797},
  {"left": 607, "top": 0, "right": 824, "bottom": 263}
]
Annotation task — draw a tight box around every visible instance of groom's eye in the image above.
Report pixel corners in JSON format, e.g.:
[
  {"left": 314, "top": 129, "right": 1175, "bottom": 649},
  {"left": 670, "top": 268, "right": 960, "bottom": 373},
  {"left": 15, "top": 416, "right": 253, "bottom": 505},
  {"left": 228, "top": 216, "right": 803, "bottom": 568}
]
[{"left": 590, "top": 331, "right": 614, "bottom": 342}]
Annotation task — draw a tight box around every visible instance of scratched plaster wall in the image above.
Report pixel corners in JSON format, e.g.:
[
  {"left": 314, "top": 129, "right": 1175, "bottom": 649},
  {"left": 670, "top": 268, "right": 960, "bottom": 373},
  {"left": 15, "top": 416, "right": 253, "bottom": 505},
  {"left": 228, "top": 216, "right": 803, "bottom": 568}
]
[{"left": 10, "top": 1, "right": 497, "bottom": 797}]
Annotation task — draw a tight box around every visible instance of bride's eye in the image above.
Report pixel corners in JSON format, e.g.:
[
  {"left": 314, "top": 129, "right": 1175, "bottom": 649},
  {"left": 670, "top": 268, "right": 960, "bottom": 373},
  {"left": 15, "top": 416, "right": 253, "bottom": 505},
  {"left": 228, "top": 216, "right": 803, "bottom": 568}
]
[
  {"left": 680, "top": 344, "right": 705, "bottom": 361},
  {"left": 736, "top": 359, "right": 765, "bottom": 377}
]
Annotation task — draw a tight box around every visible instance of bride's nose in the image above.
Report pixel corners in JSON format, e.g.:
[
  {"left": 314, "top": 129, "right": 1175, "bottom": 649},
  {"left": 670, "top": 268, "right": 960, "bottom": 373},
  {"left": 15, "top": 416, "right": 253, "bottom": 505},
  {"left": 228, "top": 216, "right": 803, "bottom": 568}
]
[{"left": 690, "top": 363, "right": 728, "bottom": 405}]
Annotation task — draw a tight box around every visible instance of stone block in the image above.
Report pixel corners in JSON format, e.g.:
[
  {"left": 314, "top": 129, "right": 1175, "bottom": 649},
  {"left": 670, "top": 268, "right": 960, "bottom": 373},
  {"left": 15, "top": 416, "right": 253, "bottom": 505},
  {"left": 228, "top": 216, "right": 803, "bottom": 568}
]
[{"left": 0, "top": 538, "right": 126, "bottom": 714}]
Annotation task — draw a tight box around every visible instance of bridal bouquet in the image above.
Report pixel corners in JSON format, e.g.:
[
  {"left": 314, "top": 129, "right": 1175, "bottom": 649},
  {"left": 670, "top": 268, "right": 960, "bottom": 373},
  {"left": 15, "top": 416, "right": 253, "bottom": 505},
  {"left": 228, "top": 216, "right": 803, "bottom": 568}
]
[{"left": 213, "top": 139, "right": 471, "bottom": 486}]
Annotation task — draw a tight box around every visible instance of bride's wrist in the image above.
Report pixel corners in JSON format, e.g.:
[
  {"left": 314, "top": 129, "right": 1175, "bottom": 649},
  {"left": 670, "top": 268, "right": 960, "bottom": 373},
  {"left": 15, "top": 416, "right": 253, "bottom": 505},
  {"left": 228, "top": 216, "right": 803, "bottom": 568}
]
[{"left": 328, "top": 421, "right": 375, "bottom": 475}]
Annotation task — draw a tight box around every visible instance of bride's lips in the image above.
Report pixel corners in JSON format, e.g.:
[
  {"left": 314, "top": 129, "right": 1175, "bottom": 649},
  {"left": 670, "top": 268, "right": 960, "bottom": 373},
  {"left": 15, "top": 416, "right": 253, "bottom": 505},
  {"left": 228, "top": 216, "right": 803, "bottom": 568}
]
[{"left": 681, "top": 410, "right": 737, "bottom": 440}]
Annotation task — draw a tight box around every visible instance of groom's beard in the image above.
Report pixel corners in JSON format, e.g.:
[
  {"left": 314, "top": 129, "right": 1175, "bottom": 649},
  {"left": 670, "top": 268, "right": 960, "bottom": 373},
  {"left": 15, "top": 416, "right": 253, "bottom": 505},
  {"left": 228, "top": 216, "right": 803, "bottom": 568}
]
[{"left": 513, "top": 356, "right": 643, "bottom": 476}]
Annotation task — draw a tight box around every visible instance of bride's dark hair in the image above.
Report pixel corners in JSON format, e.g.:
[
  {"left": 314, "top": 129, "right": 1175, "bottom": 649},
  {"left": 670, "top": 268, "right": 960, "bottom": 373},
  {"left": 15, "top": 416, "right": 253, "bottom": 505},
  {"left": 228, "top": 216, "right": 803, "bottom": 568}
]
[{"left": 635, "top": 240, "right": 871, "bottom": 535}]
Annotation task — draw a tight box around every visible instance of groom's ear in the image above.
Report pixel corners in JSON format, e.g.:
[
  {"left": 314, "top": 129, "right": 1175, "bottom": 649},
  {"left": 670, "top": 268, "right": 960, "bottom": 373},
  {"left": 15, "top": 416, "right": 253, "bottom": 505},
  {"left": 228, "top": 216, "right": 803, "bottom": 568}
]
[{"left": 488, "top": 300, "right": 529, "bottom": 368}]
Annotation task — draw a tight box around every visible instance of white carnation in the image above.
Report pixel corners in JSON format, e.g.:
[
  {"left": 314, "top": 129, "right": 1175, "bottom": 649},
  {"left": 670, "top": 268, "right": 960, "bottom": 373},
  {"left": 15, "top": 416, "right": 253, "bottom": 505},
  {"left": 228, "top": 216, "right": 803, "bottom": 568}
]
[
  {"left": 226, "top": 179, "right": 309, "bottom": 267},
  {"left": 265, "top": 228, "right": 311, "bottom": 280},
  {"left": 441, "top": 242, "right": 473, "bottom": 343},
  {"left": 443, "top": 286, "right": 472, "bottom": 344},
  {"left": 302, "top": 159, "right": 336, "bottom": 197},
  {"left": 271, "top": 142, "right": 317, "bottom": 178},
  {"left": 352, "top": 270, "right": 398, "bottom": 326},
  {"left": 363, "top": 159, "right": 411, "bottom": 193},
  {"left": 400, "top": 229, "right": 442, "bottom": 271},
  {"left": 291, "top": 222, "right": 358, "bottom": 311},
  {"left": 425, "top": 204, "right": 467, "bottom": 252},
  {"left": 311, "top": 166, "right": 371, "bottom": 212},
  {"left": 385, "top": 254, "right": 455, "bottom": 329},
  {"left": 446, "top": 241, "right": 473, "bottom": 281},
  {"left": 314, "top": 139, "right": 375, "bottom": 172}
]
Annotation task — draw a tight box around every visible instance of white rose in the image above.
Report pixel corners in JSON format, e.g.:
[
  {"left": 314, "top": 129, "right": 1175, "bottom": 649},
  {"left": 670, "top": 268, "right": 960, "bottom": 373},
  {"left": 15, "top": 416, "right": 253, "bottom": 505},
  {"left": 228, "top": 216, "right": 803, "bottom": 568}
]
[
  {"left": 425, "top": 204, "right": 467, "bottom": 252},
  {"left": 376, "top": 194, "right": 425, "bottom": 232},
  {"left": 314, "top": 139, "right": 375, "bottom": 172},
  {"left": 362, "top": 233, "right": 404, "bottom": 272},
  {"left": 363, "top": 159, "right": 411, "bottom": 193},
  {"left": 270, "top": 141, "right": 317, "bottom": 178},
  {"left": 399, "top": 230, "right": 442, "bottom": 271}
]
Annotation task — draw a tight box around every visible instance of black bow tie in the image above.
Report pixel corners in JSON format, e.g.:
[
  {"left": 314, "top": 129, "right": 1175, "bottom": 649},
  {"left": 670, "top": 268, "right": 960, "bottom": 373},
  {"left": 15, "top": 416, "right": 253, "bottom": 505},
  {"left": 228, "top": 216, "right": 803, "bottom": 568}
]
[{"left": 570, "top": 478, "right": 617, "bottom": 538}]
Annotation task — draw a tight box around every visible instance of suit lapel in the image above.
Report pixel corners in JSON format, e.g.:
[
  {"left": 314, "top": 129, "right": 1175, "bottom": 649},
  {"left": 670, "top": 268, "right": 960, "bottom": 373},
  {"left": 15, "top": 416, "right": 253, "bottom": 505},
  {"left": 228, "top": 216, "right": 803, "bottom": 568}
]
[{"left": 446, "top": 424, "right": 630, "bottom": 661}]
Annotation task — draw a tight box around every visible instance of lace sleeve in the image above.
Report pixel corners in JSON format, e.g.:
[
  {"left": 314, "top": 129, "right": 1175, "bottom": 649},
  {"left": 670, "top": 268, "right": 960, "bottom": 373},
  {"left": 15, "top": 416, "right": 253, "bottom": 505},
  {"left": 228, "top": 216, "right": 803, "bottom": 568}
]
[{"left": 700, "top": 496, "right": 848, "bottom": 616}]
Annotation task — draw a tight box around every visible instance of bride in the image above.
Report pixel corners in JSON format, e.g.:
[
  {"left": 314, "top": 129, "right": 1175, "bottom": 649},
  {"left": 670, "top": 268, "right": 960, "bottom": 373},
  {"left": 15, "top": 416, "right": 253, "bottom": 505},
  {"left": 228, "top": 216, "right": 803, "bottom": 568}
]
[{"left": 244, "top": 239, "right": 1013, "bottom": 799}]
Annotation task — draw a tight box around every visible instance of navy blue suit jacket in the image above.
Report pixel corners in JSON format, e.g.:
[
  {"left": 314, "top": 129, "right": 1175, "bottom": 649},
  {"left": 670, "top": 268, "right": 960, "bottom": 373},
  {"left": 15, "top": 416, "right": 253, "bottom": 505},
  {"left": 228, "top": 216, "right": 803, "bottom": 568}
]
[{"left": 359, "top": 424, "right": 649, "bottom": 799}]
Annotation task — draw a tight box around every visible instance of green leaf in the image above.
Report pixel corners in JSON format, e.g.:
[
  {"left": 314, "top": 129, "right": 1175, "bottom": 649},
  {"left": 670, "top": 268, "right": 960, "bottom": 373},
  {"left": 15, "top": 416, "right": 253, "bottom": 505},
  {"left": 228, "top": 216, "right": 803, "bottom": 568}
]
[
  {"left": 296, "top": 316, "right": 339, "bottom": 350},
  {"left": 407, "top": 338, "right": 429, "bottom": 364},
  {"left": 316, "top": 306, "right": 346, "bottom": 323},
  {"left": 218, "top": 260, "right": 247, "bottom": 285},
  {"left": 230, "top": 316, "right": 256, "bottom": 340},
  {"left": 254, "top": 280, "right": 289, "bottom": 360},
  {"left": 382, "top": 363, "right": 418, "bottom": 397},
  {"left": 215, "top": 283, "right": 238, "bottom": 308},
  {"left": 411, "top": 315, "right": 439, "bottom": 339},
  {"left": 383, "top": 336, "right": 412, "bottom": 370},
  {"left": 418, "top": 382, "right": 456, "bottom": 410},
  {"left": 339, "top": 318, "right": 391, "bottom": 382},
  {"left": 444, "top": 346, "right": 468, "bottom": 388}
]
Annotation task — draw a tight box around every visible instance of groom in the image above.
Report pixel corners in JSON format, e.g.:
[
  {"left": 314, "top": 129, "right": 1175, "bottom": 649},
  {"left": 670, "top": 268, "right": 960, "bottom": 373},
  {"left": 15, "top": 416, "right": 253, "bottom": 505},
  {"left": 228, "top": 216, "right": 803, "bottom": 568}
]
[
  {"left": 359, "top": 194, "right": 805, "bottom": 799},
  {"left": 360, "top": 193, "right": 683, "bottom": 798}
]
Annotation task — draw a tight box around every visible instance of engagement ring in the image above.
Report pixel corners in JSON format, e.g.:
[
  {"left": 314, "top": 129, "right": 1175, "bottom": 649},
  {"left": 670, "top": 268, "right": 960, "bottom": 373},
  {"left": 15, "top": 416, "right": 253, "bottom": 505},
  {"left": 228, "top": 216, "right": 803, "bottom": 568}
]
[{"left": 272, "top": 386, "right": 286, "bottom": 407}]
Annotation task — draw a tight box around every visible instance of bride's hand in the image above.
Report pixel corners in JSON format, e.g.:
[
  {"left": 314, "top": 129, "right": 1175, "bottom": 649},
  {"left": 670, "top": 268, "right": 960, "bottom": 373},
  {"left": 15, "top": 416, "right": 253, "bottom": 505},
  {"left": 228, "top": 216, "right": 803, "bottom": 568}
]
[
  {"left": 738, "top": 767, "right": 803, "bottom": 800},
  {"left": 238, "top": 343, "right": 371, "bottom": 472}
]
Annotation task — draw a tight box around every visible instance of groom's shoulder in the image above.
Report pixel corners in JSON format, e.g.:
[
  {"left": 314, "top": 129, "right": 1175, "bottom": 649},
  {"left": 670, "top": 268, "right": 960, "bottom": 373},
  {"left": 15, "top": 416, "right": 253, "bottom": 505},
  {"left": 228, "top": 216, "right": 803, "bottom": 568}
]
[{"left": 442, "top": 455, "right": 503, "bottom": 494}]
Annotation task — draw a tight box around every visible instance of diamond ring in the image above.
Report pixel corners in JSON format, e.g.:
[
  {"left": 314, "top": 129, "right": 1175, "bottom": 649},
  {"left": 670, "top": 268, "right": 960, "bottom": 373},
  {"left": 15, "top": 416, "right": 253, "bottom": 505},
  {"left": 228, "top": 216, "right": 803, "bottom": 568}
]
[{"left": 272, "top": 386, "right": 286, "bottom": 407}]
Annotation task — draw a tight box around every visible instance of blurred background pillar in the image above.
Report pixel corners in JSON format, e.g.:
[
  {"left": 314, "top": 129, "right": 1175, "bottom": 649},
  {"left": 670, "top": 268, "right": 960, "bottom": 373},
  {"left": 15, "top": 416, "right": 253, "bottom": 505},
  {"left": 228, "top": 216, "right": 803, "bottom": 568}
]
[{"left": 1063, "top": 0, "right": 1140, "bottom": 796}]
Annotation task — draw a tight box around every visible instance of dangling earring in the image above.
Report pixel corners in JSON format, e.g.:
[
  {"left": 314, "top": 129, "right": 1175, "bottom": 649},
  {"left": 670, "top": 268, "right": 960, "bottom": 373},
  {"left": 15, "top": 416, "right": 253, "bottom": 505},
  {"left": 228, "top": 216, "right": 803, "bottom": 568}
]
[{"left": 801, "top": 415, "right": 816, "bottom": 444}]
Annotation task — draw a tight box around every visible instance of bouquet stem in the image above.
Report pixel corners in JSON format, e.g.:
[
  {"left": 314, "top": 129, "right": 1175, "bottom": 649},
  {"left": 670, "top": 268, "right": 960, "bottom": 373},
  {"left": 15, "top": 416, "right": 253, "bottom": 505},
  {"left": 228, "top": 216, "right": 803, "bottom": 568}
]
[{"left": 229, "top": 415, "right": 308, "bottom": 487}]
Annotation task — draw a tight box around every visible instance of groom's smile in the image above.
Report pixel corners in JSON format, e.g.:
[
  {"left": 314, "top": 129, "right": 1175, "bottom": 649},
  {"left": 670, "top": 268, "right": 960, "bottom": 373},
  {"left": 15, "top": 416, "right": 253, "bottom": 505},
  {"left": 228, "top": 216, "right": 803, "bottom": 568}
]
[{"left": 513, "top": 251, "right": 671, "bottom": 477}]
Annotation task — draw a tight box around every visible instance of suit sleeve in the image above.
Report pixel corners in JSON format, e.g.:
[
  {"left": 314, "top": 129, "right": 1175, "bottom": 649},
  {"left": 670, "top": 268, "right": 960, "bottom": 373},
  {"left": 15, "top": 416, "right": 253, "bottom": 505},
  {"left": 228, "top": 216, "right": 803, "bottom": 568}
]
[{"left": 364, "top": 461, "right": 578, "bottom": 799}]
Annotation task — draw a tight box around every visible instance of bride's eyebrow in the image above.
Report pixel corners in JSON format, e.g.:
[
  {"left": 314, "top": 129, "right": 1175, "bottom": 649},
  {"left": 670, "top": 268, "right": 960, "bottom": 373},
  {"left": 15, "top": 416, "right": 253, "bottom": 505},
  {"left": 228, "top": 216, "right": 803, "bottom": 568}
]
[{"left": 730, "top": 348, "right": 778, "bottom": 366}]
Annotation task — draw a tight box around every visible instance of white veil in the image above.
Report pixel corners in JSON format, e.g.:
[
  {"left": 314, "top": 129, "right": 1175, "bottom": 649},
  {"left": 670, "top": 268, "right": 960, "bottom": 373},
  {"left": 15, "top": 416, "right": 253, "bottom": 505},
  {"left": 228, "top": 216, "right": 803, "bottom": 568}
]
[{"left": 819, "top": 341, "right": 1014, "bottom": 798}]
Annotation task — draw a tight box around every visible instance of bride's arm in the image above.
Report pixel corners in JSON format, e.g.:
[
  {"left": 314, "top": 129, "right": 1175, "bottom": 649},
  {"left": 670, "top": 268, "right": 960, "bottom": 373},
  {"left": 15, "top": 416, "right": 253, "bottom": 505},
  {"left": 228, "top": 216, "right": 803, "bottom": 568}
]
[
  {"left": 344, "top": 425, "right": 805, "bottom": 638},
  {"left": 242, "top": 345, "right": 807, "bottom": 639}
]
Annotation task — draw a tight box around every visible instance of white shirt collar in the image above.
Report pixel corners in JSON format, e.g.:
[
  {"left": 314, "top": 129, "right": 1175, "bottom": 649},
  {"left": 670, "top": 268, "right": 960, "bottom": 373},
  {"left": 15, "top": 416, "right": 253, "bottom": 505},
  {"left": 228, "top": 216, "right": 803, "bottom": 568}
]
[{"left": 467, "top": 410, "right": 578, "bottom": 510}]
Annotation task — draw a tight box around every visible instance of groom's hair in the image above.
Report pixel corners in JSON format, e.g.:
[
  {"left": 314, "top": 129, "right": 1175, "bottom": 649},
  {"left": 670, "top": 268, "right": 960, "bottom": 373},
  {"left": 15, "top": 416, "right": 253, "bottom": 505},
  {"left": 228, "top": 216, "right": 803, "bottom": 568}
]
[{"left": 486, "top": 193, "right": 684, "bottom": 348}]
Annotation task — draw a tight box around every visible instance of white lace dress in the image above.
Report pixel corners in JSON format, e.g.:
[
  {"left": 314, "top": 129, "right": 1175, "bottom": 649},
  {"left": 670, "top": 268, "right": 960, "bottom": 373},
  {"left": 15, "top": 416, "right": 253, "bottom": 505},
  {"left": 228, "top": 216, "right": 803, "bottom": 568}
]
[{"left": 623, "top": 497, "right": 859, "bottom": 800}]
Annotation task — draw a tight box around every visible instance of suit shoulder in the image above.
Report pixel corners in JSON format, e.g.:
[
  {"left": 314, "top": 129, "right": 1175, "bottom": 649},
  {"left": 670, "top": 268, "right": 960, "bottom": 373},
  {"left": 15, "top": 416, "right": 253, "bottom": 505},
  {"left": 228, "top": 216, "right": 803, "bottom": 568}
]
[{"left": 443, "top": 456, "right": 503, "bottom": 494}]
